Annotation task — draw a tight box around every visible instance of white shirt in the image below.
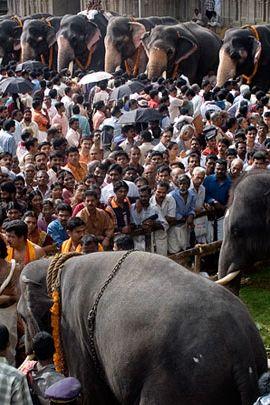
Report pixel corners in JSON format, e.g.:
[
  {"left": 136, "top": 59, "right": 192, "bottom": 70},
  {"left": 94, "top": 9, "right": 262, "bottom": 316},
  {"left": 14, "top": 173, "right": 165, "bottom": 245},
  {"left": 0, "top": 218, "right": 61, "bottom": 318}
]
[
  {"left": 66, "top": 128, "right": 81, "bottom": 147},
  {"left": 190, "top": 182, "right": 205, "bottom": 211},
  {"left": 153, "top": 142, "right": 167, "bottom": 152},
  {"left": 101, "top": 180, "right": 139, "bottom": 204},
  {"left": 150, "top": 194, "right": 176, "bottom": 222}
]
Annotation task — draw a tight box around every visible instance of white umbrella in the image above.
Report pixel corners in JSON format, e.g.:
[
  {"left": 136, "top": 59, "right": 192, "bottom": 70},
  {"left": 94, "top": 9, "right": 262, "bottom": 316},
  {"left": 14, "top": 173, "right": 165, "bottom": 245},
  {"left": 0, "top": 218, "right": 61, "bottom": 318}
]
[{"left": 79, "top": 71, "right": 112, "bottom": 85}]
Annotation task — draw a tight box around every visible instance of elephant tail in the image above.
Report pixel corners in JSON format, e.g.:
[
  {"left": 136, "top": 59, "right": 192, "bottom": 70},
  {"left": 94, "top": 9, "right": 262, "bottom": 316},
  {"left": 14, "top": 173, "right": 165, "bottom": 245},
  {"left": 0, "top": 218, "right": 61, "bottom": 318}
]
[{"left": 232, "top": 362, "right": 259, "bottom": 405}]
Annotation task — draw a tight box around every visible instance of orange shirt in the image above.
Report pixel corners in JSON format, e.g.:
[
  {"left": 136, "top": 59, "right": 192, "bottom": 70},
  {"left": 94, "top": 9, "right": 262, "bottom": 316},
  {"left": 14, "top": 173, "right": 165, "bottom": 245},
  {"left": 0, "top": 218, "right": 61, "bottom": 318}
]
[
  {"left": 32, "top": 109, "right": 50, "bottom": 132},
  {"left": 64, "top": 162, "right": 87, "bottom": 182}
]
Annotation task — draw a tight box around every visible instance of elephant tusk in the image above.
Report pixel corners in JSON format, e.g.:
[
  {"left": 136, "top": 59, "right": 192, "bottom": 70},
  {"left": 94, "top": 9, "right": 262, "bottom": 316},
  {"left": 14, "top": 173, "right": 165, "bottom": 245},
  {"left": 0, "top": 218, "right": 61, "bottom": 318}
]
[
  {"left": 162, "top": 71, "right": 167, "bottom": 79},
  {"left": 68, "top": 60, "right": 74, "bottom": 76},
  {"left": 215, "top": 270, "right": 241, "bottom": 286}
]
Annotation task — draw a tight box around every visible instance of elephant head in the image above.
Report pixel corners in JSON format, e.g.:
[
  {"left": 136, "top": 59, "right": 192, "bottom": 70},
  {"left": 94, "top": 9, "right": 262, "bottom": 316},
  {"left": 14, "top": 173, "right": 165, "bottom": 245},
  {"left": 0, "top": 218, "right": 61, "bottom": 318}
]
[
  {"left": 142, "top": 25, "right": 198, "bottom": 80},
  {"left": 216, "top": 27, "right": 262, "bottom": 87},
  {"left": 17, "top": 260, "right": 52, "bottom": 353},
  {"left": 105, "top": 16, "right": 146, "bottom": 73},
  {"left": 57, "top": 14, "right": 101, "bottom": 72},
  {"left": 0, "top": 19, "right": 22, "bottom": 62},
  {"left": 21, "top": 18, "right": 58, "bottom": 63},
  {"left": 217, "top": 172, "right": 270, "bottom": 294}
]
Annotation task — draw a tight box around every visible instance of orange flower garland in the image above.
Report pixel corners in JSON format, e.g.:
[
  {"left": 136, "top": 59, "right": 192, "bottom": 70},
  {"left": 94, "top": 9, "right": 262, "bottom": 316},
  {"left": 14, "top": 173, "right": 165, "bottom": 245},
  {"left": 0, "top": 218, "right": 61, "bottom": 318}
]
[{"left": 50, "top": 290, "right": 65, "bottom": 373}]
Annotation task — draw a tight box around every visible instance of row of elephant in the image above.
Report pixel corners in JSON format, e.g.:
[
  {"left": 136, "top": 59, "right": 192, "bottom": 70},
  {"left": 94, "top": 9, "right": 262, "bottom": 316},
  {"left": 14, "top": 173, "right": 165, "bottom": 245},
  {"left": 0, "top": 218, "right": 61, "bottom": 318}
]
[{"left": 1, "top": 12, "right": 270, "bottom": 90}]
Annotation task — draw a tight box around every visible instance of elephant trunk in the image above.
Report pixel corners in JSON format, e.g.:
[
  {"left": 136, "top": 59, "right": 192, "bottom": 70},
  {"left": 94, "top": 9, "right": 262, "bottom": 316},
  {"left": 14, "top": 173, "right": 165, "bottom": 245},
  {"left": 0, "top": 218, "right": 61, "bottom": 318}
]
[
  {"left": 57, "top": 35, "right": 75, "bottom": 72},
  {"left": 147, "top": 48, "right": 168, "bottom": 80},
  {"left": 21, "top": 42, "right": 35, "bottom": 62},
  {"left": 216, "top": 48, "right": 237, "bottom": 87},
  {"left": 104, "top": 37, "right": 122, "bottom": 73}
]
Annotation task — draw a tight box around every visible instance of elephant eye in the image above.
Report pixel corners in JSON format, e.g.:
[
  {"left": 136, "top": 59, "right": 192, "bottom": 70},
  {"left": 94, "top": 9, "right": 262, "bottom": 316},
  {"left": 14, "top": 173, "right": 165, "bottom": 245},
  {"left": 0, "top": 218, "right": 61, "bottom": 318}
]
[{"left": 231, "top": 226, "right": 240, "bottom": 237}]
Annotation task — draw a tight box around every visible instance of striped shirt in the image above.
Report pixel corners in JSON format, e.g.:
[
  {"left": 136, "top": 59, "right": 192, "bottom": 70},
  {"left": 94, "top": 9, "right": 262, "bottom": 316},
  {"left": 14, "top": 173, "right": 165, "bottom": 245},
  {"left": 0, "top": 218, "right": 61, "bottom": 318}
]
[{"left": 0, "top": 357, "right": 33, "bottom": 404}]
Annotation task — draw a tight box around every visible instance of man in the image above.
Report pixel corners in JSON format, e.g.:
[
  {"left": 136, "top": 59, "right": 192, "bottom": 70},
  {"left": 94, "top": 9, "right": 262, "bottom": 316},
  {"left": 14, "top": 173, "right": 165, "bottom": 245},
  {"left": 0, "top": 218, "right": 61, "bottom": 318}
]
[
  {"left": 217, "top": 138, "right": 230, "bottom": 160},
  {"left": 77, "top": 190, "right": 114, "bottom": 249},
  {"left": 64, "top": 146, "right": 87, "bottom": 182},
  {"left": 236, "top": 140, "right": 247, "bottom": 163},
  {"left": 113, "top": 234, "right": 134, "bottom": 251},
  {"left": 47, "top": 203, "right": 72, "bottom": 248},
  {"left": 5, "top": 220, "right": 44, "bottom": 265},
  {"left": 71, "top": 105, "right": 91, "bottom": 137},
  {"left": 150, "top": 151, "right": 163, "bottom": 167},
  {"left": 52, "top": 102, "right": 69, "bottom": 137},
  {"left": 93, "top": 163, "right": 107, "bottom": 187},
  {"left": 34, "top": 151, "right": 47, "bottom": 171},
  {"left": 186, "top": 153, "right": 200, "bottom": 177},
  {"left": 169, "top": 174, "right": 196, "bottom": 253},
  {"left": 204, "top": 159, "right": 232, "bottom": 216},
  {"left": 11, "top": 110, "right": 23, "bottom": 146},
  {"left": 0, "top": 120, "right": 16, "bottom": 156},
  {"left": 250, "top": 151, "right": 268, "bottom": 170},
  {"left": 93, "top": 101, "right": 106, "bottom": 130},
  {"left": 0, "top": 324, "right": 33, "bottom": 404},
  {"left": 205, "top": 154, "right": 218, "bottom": 176},
  {"left": 34, "top": 170, "right": 50, "bottom": 198},
  {"left": 32, "top": 100, "right": 50, "bottom": 143},
  {"left": 143, "top": 164, "right": 157, "bottom": 190},
  {"left": 66, "top": 118, "right": 81, "bottom": 147},
  {"left": 101, "top": 164, "right": 139, "bottom": 204},
  {"left": 61, "top": 86, "right": 73, "bottom": 117},
  {"left": 202, "top": 125, "right": 218, "bottom": 156},
  {"left": 229, "top": 158, "right": 243, "bottom": 180},
  {"left": 43, "top": 95, "right": 57, "bottom": 122},
  {"left": 130, "top": 185, "right": 167, "bottom": 252},
  {"left": 153, "top": 128, "right": 172, "bottom": 153},
  {"left": 61, "top": 217, "right": 86, "bottom": 253},
  {"left": 119, "top": 125, "right": 136, "bottom": 154},
  {"left": 246, "top": 125, "right": 258, "bottom": 153},
  {"left": 150, "top": 181, "right": 176, "bottom": 255},
  {"left": 191, "top": 166, "right": 207, "bottom": 243},
  {"left": 139, "top": 130, "right": 153, "bottom": 164}
]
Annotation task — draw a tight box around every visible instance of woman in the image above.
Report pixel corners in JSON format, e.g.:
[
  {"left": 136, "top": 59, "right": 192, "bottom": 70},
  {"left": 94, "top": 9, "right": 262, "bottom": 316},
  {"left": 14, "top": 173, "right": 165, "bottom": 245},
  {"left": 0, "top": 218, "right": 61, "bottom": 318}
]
[
  {"left": 70, "top": 183, "right": 87, "bottom": 210},
  {"left": 79, "top": 137, "right": 93, "bottom": 165},
  {"left": 0, "top": 235, "right": 20, "bottom": 365},
  {"left": 129, "top": 146, "right": 144, "bottom": 175},
  {"left": 62, "top": 172, "right": 75, "bottom": 205},
  {"left": 167, "top": 142, "right": 180, "bottom": 165},
  {"left": 27, "top": 190, "right": 43, "bottom": 215},
  {"left": 23, "top": 211, "right": 56, "bottom": 255}
]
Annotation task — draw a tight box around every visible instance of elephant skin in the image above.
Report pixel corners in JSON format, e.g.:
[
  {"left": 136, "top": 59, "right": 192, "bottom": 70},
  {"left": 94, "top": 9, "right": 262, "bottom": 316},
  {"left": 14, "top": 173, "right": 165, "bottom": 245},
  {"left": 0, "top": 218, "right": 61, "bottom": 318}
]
[
  {"left": 216, "top": 25, "right": 270, "bottom": 91},
  {"left": 57, "top": 13, "right": 109, "bottom": 72},
  {"left": 18, "top": 251, "right": 267, "bottom": 405},
  {"left": 105, "top": 16, "right": 178, "bottom": 75},
  {"left": 218, "top": 171, "right": 270, "bottom": 294},
  {"left": 21, "top": 17, "right": 61, "bottom": 68},
  {"left": 142, "top": 21, "right": 222, "bottom": 83}
]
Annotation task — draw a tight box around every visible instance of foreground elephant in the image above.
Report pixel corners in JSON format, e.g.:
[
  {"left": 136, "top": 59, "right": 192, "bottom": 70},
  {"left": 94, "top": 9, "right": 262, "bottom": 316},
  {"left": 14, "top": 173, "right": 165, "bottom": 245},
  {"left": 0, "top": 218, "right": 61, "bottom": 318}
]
[
  {"left": 105, "top": 16, "right": 178, "bottom": 75},
  {"left": 57, "top": 13, "right": 108, "bottom": 72},
  {"left": 216, "top": 25, "right": 270, "bottom": 91},
  {"left": 218, "top": 171, "right": 270, "bottom": 293},
  {"left": 21, "top": 17, "right": 62, "bottom": 69},
  {"left": 0, "top": 14, "right": 52, "bottom": 65},
  {"left": 18, "top": 251, "right": 267, "bottom": 405},
  {"left": 142, "top": 21, "right": 222, "bottom": 83}
]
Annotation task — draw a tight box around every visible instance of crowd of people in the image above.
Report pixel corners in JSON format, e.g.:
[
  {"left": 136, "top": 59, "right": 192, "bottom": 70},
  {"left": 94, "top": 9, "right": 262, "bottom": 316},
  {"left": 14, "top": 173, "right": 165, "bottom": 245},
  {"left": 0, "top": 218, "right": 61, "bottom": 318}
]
[{"left": 0, "top": 47, "right": 269, "bottom": 403}]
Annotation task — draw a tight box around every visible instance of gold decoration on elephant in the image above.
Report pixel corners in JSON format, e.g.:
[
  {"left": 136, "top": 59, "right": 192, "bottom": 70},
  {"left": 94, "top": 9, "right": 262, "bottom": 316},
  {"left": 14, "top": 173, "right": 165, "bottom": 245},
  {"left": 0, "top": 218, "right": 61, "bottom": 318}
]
[
  {"left": 11, "top": 15, "right": 23, "bottom": 28},
  {"left": 124, "top": 44, "right": 143, "bottom": 77},
  {"left": 241, "top": 25, "right": 261, "bottom": 85},
  {"left": 47, "top": 252, "right": 82, "bottom": 374},
  {"left": 75, "top": 46, "right": 95, "bottom": 71}
]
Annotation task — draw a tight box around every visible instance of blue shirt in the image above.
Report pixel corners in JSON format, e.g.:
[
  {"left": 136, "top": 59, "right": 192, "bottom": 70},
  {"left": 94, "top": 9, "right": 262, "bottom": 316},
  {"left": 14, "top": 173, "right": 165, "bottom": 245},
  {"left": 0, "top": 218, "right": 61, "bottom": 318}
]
[
  {"left": 47, "top": 219, "right": 68, "bottom": 248},
  {"left": 71, "top": 114, "right": 90, "bottom": 136},
  {"left": 0, "top": 130, "right": 16, "bottom": 156},
  {"left": 169, "top": 189, "right": 196, "bottom": 220},
  {"left": 204, "top": 174, "right": 232, "bottom": 205}
]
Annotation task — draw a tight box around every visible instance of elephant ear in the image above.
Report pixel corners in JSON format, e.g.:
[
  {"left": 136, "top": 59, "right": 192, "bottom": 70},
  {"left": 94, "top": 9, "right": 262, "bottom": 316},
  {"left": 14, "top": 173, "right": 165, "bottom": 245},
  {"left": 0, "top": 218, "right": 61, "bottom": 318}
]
[
  {"left": 13, "top": 26, "right": 22, "bottom": 51},
  {"left": 47, "top": 26, "right": 57, "bottom": 48},
  {"left": 85, "top": 22, "right": 101, "bottom": 51},
  {"left": 174, "top": 31, "right": 198, "bottom": 64},
  {"left": 129, "top": 22, "right": 146, "bottom": 49},
  {"left": 141, "top": 31, "right": 150, "bottom": 57}
]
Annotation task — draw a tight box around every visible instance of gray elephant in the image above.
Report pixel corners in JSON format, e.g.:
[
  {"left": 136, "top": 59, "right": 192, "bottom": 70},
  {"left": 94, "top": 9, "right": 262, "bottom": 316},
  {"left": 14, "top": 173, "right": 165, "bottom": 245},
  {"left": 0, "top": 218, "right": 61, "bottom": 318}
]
[
  {"left": 216, "top": 25, "right": 270, "bottom": 91},
  {"left": 218, "top": 171, "right": 270, "bottom": 294},
  {"left": 57, "top": 13, "right": 109, "bottom": 72},
  {"left": 141, "top": 21, "right": 222, "bottom": 83},
  {"left": 18, "top": 251, "right": 267, "bottom": 405},
  {"left": 0, "top": 14, "right": 52, "bottom": 65},
  {"left": 21, "top": 17, "right": 62, "bottom": 69},
  {"left": 104, "top": 16, "right": 178, "bottom": 76}
]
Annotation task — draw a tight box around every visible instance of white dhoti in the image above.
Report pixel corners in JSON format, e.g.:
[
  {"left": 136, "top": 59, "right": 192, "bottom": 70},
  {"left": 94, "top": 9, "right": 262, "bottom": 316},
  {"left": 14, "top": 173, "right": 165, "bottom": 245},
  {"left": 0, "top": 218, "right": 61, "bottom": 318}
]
[
  {"left": 153, "top": 230, "right": 168, "bottom": 256},
  {"left": 168, "top": 223, "right": 189, "bottom": 254}
]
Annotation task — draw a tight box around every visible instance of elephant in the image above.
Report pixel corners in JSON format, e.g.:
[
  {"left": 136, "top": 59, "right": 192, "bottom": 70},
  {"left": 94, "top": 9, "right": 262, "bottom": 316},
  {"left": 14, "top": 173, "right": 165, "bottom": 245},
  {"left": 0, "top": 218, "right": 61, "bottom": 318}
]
[
  {"left": 141, "top": 21, "right": 222, "bottom": 83},
  {"left": 57, "top": 13, "right": 109, "bottom": 72},
  {"left": 0, "top": 14, "right": 52, "bottom": 65},
  {"left": 21, "top": 17, "right": 62, "bottom": 69},
  {"left": 18, "top": 251, "right": 267, "bottom": 405},
  {"left": 216, "top": 25, "right": 270, "bottom": 91},
  {"left": 104, "top": 16, "right": 178, "bottom": 76},
  {"left": 218, "top": 171, "right": 270, "bottom": 294}
]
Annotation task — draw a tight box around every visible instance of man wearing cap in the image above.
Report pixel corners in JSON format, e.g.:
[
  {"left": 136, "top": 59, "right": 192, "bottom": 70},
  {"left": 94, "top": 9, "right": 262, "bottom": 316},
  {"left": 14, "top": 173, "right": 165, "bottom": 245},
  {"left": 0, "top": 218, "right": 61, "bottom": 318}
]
[
  {"left": 202, "top": 125, "right": 218, "bottom": 156},
  {"left": 45, "top": 377, "right": 81, "bottom": 404}
]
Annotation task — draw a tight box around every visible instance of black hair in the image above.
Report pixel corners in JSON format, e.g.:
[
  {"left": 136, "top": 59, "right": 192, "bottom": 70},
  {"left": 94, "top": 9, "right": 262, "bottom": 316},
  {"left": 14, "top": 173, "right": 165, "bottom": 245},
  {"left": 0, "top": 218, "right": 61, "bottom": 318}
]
[
  {"left": 139, "top": 185, "right": 151, "bottom": 195},
  {"left": 156, "top": 180, "right": 170, "bottom": 191},
  {"left": 114, "top": 234, "right": 134, "bottom": 250},
  {"left": 108, "top": 163, "right": 122, "bottom": 175},
  {"left": 253, "top": 151, "right": 266, "bottom": 161},
  {"left": 0, "top": 181, "right": 16, "bottom": 194},
  {"left": 0, "top": 235, "right": 7, "bottom": 259},
  {"left": 66, "top": 217, "right": 85, "bottom": 231},
  {"left": 32, "top": 331, "right": 55, "bottom": 361},
  {"left": 157, "top": 165, "right": 171, "bottom": 174},
  {"left": 3, "top": 119, "right": 15, "bottom": 132},
  {"left": 114, "top": 150, "right": 129, "bottom": 160},
  {"left": 56, "top": 203, "right": 72, "bottom": 214},
  {"left": 113, "top": 180, "right": 129, "bottom": 193},
  {"left": 141, "top": 130, "right": 152, "bottom": 142},
  {"left": 150, "top": 151, "right": 163, "bottom": 158},
  {"left": 81, "top": 234, "right": 99, "bottom": 246},
  {"left": 216, "top": 158, "right": 227, "bottom": 169},
  {"left": 258, "top": 372, "right": 270, "bottom": 395},
  {"left": 5, "top": 220, "right": 28, "bottom": 239},
  {"left": 0, "top": 324, "right": 9, "bottom": 351},
  {"left": 6, "top": 201, "right": 23, "bottom": 213},
  {"left": 66, "top": 146, "right": 79, "bottom": 155},
  {"left": 25, "top": 138, "right": 38, "bottom": 151},
  {"left": 206, "top": 154, "right": 218, "bottom": 162}
]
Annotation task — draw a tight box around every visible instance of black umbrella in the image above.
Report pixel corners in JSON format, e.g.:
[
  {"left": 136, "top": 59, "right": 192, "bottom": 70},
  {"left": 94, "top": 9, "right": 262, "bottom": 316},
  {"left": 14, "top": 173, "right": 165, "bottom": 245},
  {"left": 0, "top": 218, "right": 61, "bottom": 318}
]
[
  {"left": 0, "top": 77, "right": 34, "bottom": 94},
  {"left": 16, "top": 60, "right": 46, "bottom": 72},
  {"left": 110, "top": 81, "right": 145, "bottom": 100},
  {"left": 118, "top": 108, "right": 162, "bottom": 124}
]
